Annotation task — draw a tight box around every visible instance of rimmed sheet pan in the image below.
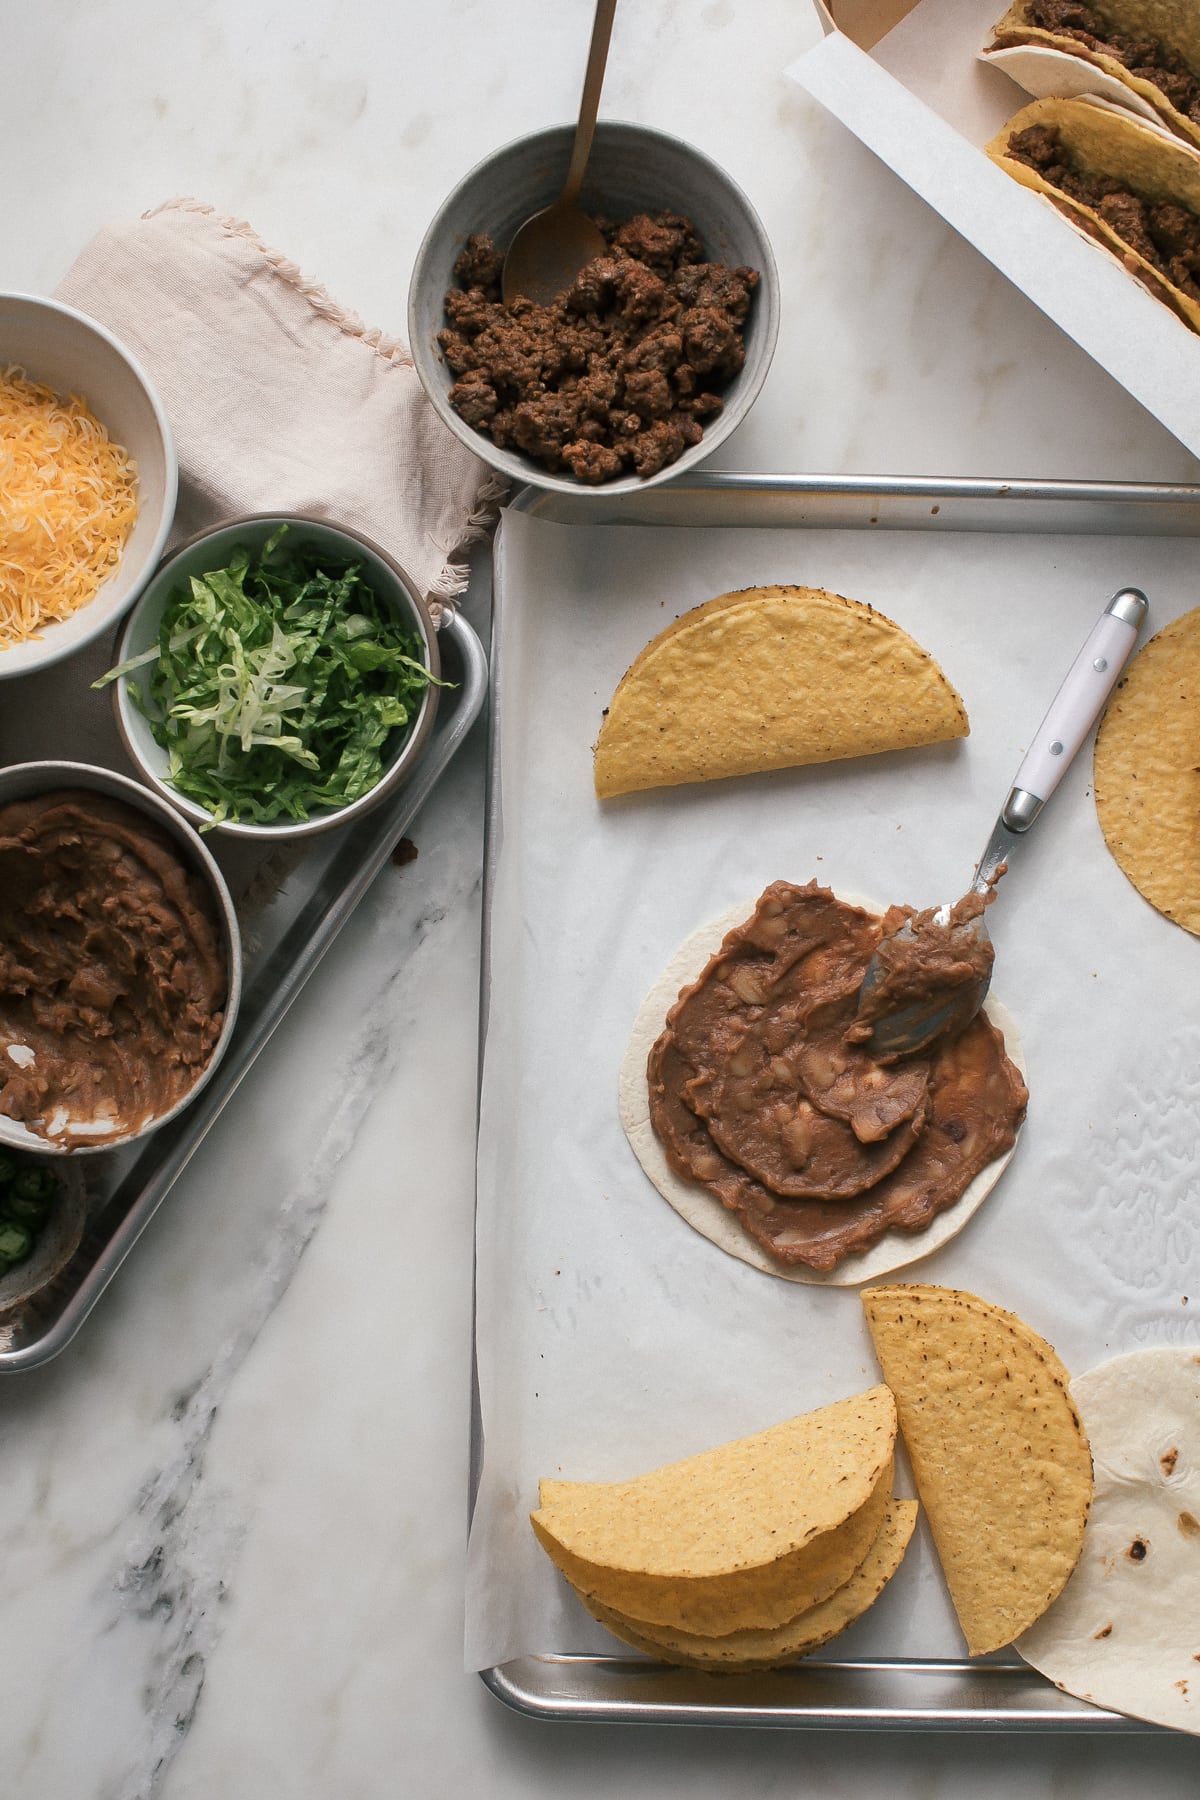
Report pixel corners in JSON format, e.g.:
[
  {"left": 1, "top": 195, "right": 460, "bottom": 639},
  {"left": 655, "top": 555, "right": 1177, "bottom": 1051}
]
[{"left": 472, "top": 471, "right": 1200, "bottom": 1730}]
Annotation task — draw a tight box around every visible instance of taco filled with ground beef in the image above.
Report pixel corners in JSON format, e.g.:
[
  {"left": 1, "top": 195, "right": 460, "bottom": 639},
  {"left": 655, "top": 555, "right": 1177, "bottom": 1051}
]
[
  {"left": 985, "top": 1, "right": 1200, "bottom": 152},
  {"left": 986, "top": 95, "right": 1200, "bottom": 332}
]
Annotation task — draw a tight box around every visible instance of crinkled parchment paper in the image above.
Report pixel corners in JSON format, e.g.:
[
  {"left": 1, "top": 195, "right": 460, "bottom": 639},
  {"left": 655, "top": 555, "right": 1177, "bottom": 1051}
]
[{"left": 466, "top": 508, "right": 1200, "bottom": 1672}]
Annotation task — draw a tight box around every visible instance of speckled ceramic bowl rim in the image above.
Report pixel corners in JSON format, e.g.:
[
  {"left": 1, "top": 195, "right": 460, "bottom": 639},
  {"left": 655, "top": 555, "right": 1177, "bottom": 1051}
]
[
  {"left": 108, "top": 512, "right": 442, "bottom": 842},
  {"left": 407, "top": 118, "right": 780, "bottom": 499},
  {"left": 0, "top": 760, "right": 243, "bottom": 1157}
]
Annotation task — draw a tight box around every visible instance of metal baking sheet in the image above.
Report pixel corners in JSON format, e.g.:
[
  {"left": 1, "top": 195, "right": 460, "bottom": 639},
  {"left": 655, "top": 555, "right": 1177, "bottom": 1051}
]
[
  {"left": 0, "top": 604, "right": 487, "bottom": 1373},
  {"left": 473, "top": 469, "right": 1200, "bottom": 1731}
]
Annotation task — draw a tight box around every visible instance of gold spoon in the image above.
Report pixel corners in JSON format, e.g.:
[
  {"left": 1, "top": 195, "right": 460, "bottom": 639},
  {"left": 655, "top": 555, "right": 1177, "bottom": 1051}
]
[{"left": 501, "top": 0, "right": 618, "bottom": 307}]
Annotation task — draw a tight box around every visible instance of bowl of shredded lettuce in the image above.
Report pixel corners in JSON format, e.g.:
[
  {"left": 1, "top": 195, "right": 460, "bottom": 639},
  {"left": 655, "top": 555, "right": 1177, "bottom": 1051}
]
[{"left": 102, "top": 515, "right": 443, "bottom": 839}]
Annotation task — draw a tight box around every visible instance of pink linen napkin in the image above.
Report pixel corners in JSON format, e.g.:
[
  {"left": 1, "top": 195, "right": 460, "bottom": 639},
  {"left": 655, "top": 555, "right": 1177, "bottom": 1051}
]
[{"left": 54, "top": 197, "right": 505, "bottom": 610}]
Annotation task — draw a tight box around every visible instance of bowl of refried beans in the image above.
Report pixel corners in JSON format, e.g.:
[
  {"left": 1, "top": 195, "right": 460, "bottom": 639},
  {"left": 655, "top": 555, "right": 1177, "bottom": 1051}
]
[
  {"left": 0, "top": 761, "right": 242, "bottom": 1155},
  {"left": 408, "top": 121, "right": 780, "bottom": 496}
]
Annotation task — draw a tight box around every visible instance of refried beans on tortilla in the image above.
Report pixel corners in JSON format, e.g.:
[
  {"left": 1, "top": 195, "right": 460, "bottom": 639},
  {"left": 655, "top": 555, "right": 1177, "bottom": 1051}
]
[
  {"left": 0, "top": 790, "right": 228, "bottom": 1144},
  {"left": 646, "top": 882, "right": 1027, "bottom": 1273}
]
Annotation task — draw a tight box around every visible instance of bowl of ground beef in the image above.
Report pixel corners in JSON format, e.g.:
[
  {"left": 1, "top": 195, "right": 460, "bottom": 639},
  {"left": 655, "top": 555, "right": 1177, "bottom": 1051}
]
[{"left": 408, "top": 121, "right": 779, "bottom": 495}]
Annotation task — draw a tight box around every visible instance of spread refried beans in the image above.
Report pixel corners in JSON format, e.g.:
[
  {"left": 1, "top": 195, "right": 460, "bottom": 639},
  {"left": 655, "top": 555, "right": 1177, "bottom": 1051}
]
[
  {"left": 0, "top": 791, "right": 228, "bottom": 1143},
  {"left": 647, "top": 882, "right": 1027, "bottom": 1272}
]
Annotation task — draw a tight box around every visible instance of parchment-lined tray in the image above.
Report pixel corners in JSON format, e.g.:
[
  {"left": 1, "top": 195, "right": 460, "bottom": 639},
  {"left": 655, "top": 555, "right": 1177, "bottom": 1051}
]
[
  {"left": 0, "top": 604, "right": 487, "bottom": 1372},
  {"left": 471, "top": 471, "right": 1200, "bottom": 1730}
]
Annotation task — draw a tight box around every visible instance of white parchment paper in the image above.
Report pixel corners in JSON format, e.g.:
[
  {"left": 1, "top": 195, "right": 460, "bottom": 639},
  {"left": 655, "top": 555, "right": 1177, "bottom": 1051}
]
[{"left": 466, "top": 507, "right": 1200, "bottom": 1672}]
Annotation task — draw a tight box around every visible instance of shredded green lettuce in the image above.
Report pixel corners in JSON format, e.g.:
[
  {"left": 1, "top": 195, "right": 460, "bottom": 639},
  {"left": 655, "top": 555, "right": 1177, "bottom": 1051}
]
[{"left": 98, "top": 526, "right": 442, "bottom": 826}]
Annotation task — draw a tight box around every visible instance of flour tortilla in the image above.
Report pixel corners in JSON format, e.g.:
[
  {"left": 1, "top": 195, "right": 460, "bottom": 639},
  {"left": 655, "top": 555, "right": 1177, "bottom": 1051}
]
[
  {"left": 1016, "top": 1346, "right": 1200, "bottom": 1732},
  {"left": 983, "top": 2, "right": 1200, "bottom": 152},
  {"left": 983, "top": 40, "right": 1185, "bottom": 138},
  {"left": 618, "top": 896, "right": 1025, "bottom": 1287}
]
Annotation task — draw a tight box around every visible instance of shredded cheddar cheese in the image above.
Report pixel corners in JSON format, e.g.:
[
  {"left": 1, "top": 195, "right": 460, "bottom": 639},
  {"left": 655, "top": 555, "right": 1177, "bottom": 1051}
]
[{"left": 0, "top": 365, "right": 139, "bottom": 646}]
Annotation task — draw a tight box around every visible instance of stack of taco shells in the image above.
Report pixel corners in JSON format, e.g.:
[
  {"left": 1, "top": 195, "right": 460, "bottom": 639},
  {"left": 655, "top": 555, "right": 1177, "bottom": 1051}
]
[{"left": 530, "top": 1387, "right": 917, "bottom": 1669}]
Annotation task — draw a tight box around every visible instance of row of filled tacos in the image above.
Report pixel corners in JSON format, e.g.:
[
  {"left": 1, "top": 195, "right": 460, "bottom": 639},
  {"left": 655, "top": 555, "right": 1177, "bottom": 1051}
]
[{"left": 984, "top": 2, "right": 1200, "bottom": 334}]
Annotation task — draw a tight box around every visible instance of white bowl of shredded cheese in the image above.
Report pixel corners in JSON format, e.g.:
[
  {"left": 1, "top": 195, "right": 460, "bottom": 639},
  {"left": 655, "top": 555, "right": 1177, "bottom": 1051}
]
[{"left": 0, "top": 293, "right": 177, "bottom": 680}]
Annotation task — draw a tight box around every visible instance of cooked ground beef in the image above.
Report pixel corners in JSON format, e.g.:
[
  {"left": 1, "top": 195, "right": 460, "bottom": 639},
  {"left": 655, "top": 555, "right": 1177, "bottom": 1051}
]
[
  {"left": 1006, "top": 122, "right": 1200, "bottom": 302},
  {"left": 439, "top": 212, "right": 759, "bottom": 483},
  {"left": 995, "top": 3, "right": 1200, "bottom": 129}
]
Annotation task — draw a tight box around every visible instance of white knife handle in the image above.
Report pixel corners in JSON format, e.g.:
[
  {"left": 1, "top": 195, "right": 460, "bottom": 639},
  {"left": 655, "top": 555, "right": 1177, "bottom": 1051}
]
[{"left": 1002, "top": 588, "right": 1147, "bottom": 831}]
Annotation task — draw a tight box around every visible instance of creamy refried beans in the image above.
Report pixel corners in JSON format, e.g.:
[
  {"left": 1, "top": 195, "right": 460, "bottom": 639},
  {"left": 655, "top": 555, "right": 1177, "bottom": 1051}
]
[
  {"left": 648, "top": 882, "right": 1027, "bottom": 1271},
  {"left": 0, "top": 790, "right": 228, "bottom": 1143}
]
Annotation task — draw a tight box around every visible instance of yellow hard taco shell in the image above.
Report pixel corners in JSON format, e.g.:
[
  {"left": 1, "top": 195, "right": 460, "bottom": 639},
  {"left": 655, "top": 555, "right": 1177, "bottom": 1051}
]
[
  {"left": 530, "top": 1386, "right": 898, "bottom": 1635},
  {"left": 593, "top": 586, "right": 967, "bottom": 799},
  {"left": 577, "top": 1499, "right": 918, "bottom": 1668},
  {"left": 538, "top": 1460, "right": 894, "bottom": 1637},
  {"left": 1093, "top": 606, "right": 1200, "bottom": 936},
  {"left": 984, "top": 2, "right": 1200, "bottom": 153},
  {"left": 986, "top": 96, "right": 1200, "bottom": 333},
  {"left": 862, "top": 1284, "right": 1093, "bottom": 1658}
]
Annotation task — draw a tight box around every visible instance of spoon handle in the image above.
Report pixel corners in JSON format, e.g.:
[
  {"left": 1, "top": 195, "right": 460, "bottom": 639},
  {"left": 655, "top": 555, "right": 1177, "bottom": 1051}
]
[
  {"left": 967, "top": 587, "right": 1148, "bottom": 897},
  {"left": 562, "top": 0, "right": 618, "bottom": 208},
  {"left": 1002, "top": 586, "right": 1148, "bottom": 832}
]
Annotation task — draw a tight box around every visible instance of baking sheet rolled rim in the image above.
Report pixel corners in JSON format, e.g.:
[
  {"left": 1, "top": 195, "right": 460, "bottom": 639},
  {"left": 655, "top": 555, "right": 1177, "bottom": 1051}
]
[{"left": 617, "top": 893, "right": 1026, "bottom": 1289}]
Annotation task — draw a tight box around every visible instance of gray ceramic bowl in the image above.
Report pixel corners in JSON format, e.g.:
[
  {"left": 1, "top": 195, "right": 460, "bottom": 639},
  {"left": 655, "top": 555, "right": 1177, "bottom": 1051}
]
[
  {"left": 408, "top": 121, "right": 779, "bottom": 498},
  {"left": 0, "top": 761, "right": 242, "bottom": 1156},
  {"left": 0, "top": 293, "right": 177, "bottom": 681},
  {"left": 109, "top": 514, "right": 441, "bottom": 842}
]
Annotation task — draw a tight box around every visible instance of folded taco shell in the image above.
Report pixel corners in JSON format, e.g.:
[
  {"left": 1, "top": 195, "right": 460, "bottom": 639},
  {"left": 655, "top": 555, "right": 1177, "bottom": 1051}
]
[
  {"left": 576, "top": 1498, "right": 918, "bottom": 1668},
  {"left": 985, "top": 2, "right": 1200, "bottom": 152},
  {"left": 986, "top": 96, "right": 1200, "bottom": 333},
  {"left": 593, "top": 586, "right": 968, "bottom": 799},
  {"left": 863, "top": 1284, "right": 1093, "bottom": 1657},
  {"left": 530, "top": 1387, "right": 898, "bottom": 1635}
]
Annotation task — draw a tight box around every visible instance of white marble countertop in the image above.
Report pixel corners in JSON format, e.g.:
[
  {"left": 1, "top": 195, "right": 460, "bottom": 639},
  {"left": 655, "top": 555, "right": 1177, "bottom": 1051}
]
[{"left": 5, "top": 3, "right": 1200, "bottom": 1796}]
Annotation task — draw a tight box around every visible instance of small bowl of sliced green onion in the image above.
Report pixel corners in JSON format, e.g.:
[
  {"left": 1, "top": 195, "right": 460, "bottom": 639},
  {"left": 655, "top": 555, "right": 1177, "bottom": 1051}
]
[
  {"left": 102, "top": 514, "right": 444, "bottom": 839},
  {"left": 0, "top": 1150, "right": 86, "bottom": 1313}
]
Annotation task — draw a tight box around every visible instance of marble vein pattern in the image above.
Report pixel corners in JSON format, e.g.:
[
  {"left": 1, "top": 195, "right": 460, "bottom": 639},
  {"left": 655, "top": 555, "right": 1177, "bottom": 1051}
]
[
  {"left": 112, "top": 1016, "right": 413, "bottom": 1795},
  {"left": 0, "top": 742, "right": 485, "bottom": 1800},
  {"left": 5, "top": 0, "right": 1200, "bottom": 1792}
]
